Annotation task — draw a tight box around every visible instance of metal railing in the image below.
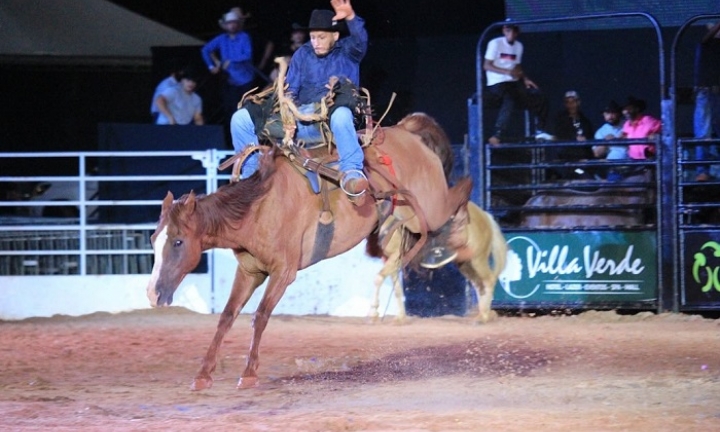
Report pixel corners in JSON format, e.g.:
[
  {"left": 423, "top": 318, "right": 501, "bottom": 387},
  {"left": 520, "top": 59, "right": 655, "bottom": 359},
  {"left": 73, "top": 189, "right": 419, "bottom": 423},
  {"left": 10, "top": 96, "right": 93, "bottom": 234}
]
[
  {"left": 0, "top": 150, "right": 235, "bottom": 276},
  {"left": 485, "top": 137, "right": 661, "bottom": 230}
]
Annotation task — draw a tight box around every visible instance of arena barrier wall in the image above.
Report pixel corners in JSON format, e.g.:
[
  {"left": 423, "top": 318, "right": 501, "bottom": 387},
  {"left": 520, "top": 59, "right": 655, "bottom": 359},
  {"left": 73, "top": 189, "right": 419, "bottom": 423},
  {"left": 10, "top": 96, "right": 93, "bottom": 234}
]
[{"left": 0, "top": 150, "right": 399, "bottom": 320}]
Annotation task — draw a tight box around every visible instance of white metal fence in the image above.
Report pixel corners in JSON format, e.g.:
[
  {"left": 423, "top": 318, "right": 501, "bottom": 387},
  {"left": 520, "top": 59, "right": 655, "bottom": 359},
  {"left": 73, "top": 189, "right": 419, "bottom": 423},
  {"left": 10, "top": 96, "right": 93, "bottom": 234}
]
[{"left": 0, "top": 150, "right": 235, "bottom": 276}]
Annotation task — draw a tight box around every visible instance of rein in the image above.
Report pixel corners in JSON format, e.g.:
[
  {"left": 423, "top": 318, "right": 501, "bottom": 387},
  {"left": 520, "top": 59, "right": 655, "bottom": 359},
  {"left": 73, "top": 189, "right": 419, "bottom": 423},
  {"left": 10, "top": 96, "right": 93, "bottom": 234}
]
[{"left": 219, "top": 145, "right": 265, "bottom": 182}]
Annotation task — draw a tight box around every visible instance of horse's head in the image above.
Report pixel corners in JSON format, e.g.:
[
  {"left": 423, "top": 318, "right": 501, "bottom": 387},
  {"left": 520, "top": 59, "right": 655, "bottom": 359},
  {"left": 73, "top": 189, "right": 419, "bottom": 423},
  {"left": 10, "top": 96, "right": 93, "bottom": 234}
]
[{"left": 146, "top": 191, "right": 204, "bottom": 307}]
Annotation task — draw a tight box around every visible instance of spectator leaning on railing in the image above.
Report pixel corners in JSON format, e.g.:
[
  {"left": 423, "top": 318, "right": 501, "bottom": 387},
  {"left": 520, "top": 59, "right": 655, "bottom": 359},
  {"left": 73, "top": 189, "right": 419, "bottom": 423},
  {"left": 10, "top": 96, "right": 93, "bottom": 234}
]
[{"left": 620, "top": 96, "right": 661, "bottom": 160}]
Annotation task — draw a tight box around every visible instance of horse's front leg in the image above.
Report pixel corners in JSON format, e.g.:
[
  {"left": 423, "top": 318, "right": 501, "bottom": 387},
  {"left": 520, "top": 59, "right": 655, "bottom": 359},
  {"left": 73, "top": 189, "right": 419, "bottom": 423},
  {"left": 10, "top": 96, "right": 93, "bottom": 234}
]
[
  {"left": 238, "top": 268, "right": 296, "bottom": 389},
  {"left": 191, "top": 264, "right": 266, "bottom": 391}
]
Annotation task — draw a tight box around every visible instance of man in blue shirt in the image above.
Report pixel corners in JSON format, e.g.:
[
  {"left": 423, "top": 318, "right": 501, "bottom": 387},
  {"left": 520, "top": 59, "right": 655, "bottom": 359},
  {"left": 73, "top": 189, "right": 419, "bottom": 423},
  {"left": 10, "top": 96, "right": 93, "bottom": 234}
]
[
  {"left": 155, "top": 67, "right": 204, "bottom": 126},
  {"left": 202, "top": 8, "right": 255, "bottom": 124},
  {"left": 150, "top": 61, "right": 183, "bottom": 122},
  {"left": 229, "top": 0, "right": 369, "bottom": 196}
]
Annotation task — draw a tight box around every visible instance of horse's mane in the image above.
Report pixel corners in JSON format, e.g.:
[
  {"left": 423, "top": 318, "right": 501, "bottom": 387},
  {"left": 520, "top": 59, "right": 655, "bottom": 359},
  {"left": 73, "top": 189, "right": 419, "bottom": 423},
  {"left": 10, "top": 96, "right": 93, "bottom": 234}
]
[
  {"left": 396, "top": 112, "right": 454, "bottom": 181},
  {"left": 170, "top": 149, "right": 278, "bottom": 237}
]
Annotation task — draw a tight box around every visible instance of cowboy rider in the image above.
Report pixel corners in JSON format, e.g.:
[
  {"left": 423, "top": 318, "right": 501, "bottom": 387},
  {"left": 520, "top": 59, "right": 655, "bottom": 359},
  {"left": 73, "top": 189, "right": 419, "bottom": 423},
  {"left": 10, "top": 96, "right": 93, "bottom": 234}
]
[{"left": 229, "top": 0, "right": 369, "bottom": 196}]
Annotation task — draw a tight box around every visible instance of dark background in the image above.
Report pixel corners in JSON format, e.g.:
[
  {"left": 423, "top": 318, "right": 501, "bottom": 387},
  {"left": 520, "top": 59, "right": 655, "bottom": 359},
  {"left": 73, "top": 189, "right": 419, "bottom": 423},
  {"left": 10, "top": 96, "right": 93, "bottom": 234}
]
[
  {"left": 0, "top": 0, "right": 503, "bottom": 160},
  {"left": 0, "top": 0, "right": 713, "bottom": 169},
  {"left": 105, "top": 0, "right": 504, "bottom": 40}
]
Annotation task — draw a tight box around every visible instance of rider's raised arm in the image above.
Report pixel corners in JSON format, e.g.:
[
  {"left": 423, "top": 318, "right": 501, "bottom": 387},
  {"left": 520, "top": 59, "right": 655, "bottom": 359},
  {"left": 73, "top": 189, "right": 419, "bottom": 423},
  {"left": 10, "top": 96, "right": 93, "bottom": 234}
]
[{"left": 342, "top": 15, "right": 368, "bottom": 63}]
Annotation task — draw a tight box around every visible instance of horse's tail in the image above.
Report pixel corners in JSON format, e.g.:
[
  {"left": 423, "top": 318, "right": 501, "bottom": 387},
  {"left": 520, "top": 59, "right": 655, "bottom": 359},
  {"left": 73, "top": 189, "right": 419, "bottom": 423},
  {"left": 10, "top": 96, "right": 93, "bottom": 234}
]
[
  {"left": 485, "top": 208, "right": 508, "bottom": 279},
  {"left": 365, "top": 230, "right": 384, "bottom": 259},
  {"left": 396, "top": 112, "right": 454, "bottom": 181}
]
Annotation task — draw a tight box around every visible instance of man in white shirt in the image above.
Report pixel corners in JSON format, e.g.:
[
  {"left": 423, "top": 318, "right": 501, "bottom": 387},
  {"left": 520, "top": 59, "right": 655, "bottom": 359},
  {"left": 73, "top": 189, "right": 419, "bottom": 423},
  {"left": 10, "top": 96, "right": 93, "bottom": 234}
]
[{"left": 483, "top": 21, "right": 552, "bottom": 145}]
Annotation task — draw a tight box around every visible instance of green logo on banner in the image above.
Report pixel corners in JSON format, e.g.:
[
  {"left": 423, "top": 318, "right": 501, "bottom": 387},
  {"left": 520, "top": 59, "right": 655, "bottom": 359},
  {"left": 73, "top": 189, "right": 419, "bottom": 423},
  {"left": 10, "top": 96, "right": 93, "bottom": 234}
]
[{"left": 692, "top": 241, "right": 720, "bottom": 293}]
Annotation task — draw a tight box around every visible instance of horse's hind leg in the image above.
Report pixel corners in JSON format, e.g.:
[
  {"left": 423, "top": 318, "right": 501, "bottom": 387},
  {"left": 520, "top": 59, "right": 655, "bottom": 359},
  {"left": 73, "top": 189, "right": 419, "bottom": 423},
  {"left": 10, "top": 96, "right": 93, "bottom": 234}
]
[
  {"left": 389, "top": 268, "right": 407, "bottom": 323},
  {"left": 192, "top": 264, "right": 266, "bottom": 391},
  {"left": 238, "top": 268, "right": 297, "bottom": 389},
  {"left": 474, "top": 280, "right": 498, "bottom": 324},
  {"left": 459, "top": 261, "right": 497, "bottom": 324}
]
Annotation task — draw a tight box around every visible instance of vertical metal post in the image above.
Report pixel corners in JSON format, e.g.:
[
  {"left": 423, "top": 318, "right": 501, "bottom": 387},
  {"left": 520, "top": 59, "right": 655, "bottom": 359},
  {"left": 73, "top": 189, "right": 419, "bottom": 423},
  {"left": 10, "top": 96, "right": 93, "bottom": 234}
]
[
  {"left": 193, "top": 149, "right": 226, "bottom": 313},
  {"left": 660, "top": 100, "right": 676, "bottom": 312},
  {"left": 79, "top": 154, "right": 87, "bottom": 276}
]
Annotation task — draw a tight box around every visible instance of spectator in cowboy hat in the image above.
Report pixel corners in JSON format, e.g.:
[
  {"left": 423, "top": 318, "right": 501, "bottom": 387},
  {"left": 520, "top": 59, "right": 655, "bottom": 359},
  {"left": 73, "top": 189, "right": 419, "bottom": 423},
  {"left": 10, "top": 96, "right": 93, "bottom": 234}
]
[{"left": 201, "top": 7, "right": 255, "bottom": 124}]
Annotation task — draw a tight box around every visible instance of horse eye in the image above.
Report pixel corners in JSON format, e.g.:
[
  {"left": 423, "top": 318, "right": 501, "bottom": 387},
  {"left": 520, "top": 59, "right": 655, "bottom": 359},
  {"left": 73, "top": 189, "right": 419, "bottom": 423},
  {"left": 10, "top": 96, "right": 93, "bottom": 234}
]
[{"left": 174, "top": 240, "right": 183, "bottom": 247}]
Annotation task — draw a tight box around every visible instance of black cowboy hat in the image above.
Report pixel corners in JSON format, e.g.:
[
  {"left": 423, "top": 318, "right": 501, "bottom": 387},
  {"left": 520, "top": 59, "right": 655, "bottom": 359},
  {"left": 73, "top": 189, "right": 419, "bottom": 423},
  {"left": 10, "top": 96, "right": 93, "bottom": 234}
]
[
  {"left": 624, "top": 96, "right": 647, "bottom": 112},
  {"left": 303, "top": 9, "right": 339, "bottom": 32},
  {"left": 603, "top": 100, "right": 622, "bottom": 114}
]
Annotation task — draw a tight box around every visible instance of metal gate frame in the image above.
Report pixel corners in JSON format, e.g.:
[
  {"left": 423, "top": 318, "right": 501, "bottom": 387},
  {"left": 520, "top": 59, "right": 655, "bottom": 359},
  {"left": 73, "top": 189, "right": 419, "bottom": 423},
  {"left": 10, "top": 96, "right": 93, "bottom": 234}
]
[
  {"left": 471, "top": 13, "right": 670, "bottom": 311},
  {"left": 670, "top": 14, "right": 720, "bottom": 312}
]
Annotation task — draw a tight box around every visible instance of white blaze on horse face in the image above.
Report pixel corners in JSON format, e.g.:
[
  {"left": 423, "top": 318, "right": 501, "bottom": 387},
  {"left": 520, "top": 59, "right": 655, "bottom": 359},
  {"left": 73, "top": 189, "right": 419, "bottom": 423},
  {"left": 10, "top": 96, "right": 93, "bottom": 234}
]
[{"left": 146, "top": 225, "right": 168, "bottom": 306}]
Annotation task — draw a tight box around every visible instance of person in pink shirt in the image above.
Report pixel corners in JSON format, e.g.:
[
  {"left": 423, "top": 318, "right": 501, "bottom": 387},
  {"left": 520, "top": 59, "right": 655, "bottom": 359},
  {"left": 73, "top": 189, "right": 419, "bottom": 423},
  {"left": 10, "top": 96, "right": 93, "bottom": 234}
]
[{"left": 621, "top": 96, "right": 662, "bottom": 159}]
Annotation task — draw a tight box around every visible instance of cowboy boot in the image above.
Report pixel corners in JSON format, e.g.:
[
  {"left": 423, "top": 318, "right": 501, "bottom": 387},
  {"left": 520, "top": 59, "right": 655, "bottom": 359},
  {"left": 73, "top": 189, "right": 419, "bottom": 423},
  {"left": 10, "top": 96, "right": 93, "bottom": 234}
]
[
  {"left": 418, "top": 219, "right": 458, "bottom": 269},
  {"left": 340, "top": 171, "right": 369, "bottom": 206},
  {"left": 344, "top": 177, "right": 369, "bottom": 195}
]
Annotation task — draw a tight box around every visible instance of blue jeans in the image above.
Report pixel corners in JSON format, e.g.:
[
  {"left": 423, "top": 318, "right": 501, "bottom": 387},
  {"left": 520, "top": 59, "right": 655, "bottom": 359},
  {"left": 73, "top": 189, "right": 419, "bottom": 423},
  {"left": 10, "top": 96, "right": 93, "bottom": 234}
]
[
  {"left": 693, "top": 88, "right": 720, "bottom": 175},
  {"left": 230, "top": 104, "right": 364, "bottom": 179}
]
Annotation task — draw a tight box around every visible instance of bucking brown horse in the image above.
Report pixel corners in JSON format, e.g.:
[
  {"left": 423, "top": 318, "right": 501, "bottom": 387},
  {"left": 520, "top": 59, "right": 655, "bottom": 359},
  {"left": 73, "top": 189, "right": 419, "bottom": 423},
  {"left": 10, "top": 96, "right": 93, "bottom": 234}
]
[{"left": 146, "top": 112, "right": 471, "bottom": 390}]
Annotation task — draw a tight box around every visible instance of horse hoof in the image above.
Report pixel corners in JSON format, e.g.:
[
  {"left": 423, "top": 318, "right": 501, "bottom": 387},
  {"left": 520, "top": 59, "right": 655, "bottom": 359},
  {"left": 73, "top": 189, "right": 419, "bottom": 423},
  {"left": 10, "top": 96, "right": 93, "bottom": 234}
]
[
  {"left": 366, "top": 312, "right": 379, "bottom": 324},
  {"left": 474, "top": 310, "right": 498, "bottom": 325},
  {"left": 237, "top": 376, "right": 259, "bottom": 389},
  {"left": 392, "top": 316, "right": 408, "bottom": 326},
  {"left": 190, "top": 377, "right": 213, "bottom": 391}
]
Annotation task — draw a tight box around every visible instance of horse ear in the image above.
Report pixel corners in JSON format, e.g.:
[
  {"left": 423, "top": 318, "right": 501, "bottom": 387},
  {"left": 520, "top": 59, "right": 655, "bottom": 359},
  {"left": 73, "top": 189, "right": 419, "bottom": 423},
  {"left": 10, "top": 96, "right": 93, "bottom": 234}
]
[
  {"left": 161, "top": 191, "right": 174, "bottom": 214},
  {"left": 185, "top": 190, "right": 197, "bottom": 214}
]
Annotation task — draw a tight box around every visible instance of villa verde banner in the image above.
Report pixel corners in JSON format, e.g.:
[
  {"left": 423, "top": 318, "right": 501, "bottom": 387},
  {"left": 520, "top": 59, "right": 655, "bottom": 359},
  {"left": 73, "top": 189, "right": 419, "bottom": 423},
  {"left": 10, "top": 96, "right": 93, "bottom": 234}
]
[{"left": 495, "top": 231, "right": 657, "bottom": 307}]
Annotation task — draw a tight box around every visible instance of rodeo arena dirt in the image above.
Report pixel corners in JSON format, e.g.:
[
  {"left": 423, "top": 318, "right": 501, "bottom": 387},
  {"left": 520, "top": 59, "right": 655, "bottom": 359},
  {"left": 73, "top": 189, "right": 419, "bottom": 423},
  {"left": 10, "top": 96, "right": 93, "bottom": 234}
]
[
  {"left": 4, "top": 6, "right": 720, "bottom": 432},
  {"left": 1, "top": 308, "right": 719, "bottom": 431}
]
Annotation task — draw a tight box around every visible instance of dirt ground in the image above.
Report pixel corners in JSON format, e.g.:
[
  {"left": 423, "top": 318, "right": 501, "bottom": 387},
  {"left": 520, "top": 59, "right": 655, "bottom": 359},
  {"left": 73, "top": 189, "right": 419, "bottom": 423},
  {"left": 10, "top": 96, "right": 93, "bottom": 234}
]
[{"left": 1, "top": 308, "right": 719, "bottom": 432}]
